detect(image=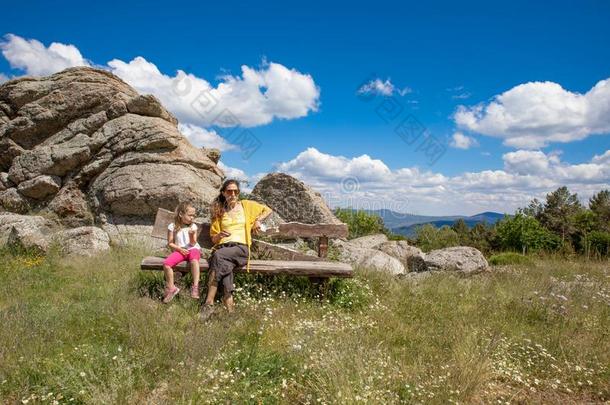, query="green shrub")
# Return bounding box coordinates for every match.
[334,208,385,239]
[415,224,460,252]
[488,252,533,266]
